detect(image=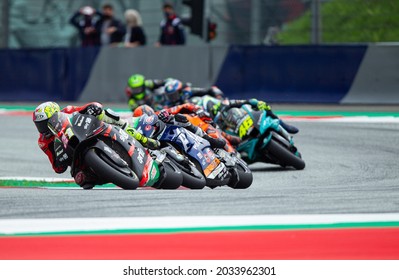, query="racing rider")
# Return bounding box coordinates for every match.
[32,101,160,185]
[125,74,172,111]
[217,98,299,134]
[163,79,224,106]
[133,105,226,149]
[155,102,242,147]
